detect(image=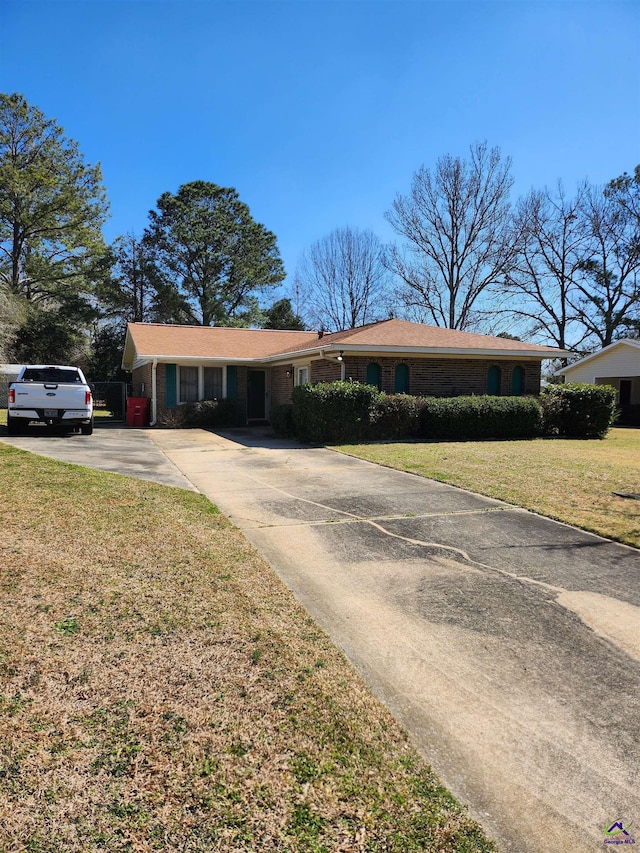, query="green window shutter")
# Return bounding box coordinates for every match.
[165,364,177,408]
[227,365,237,399]
[487,365,501,396]
[512,366,525,395]
[366,363,382,390]
[394,364,409,394]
